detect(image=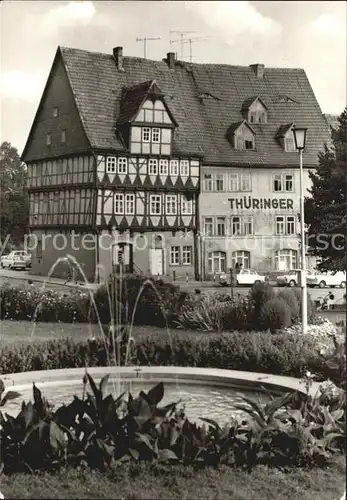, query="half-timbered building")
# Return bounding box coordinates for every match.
[22,46,330,281]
